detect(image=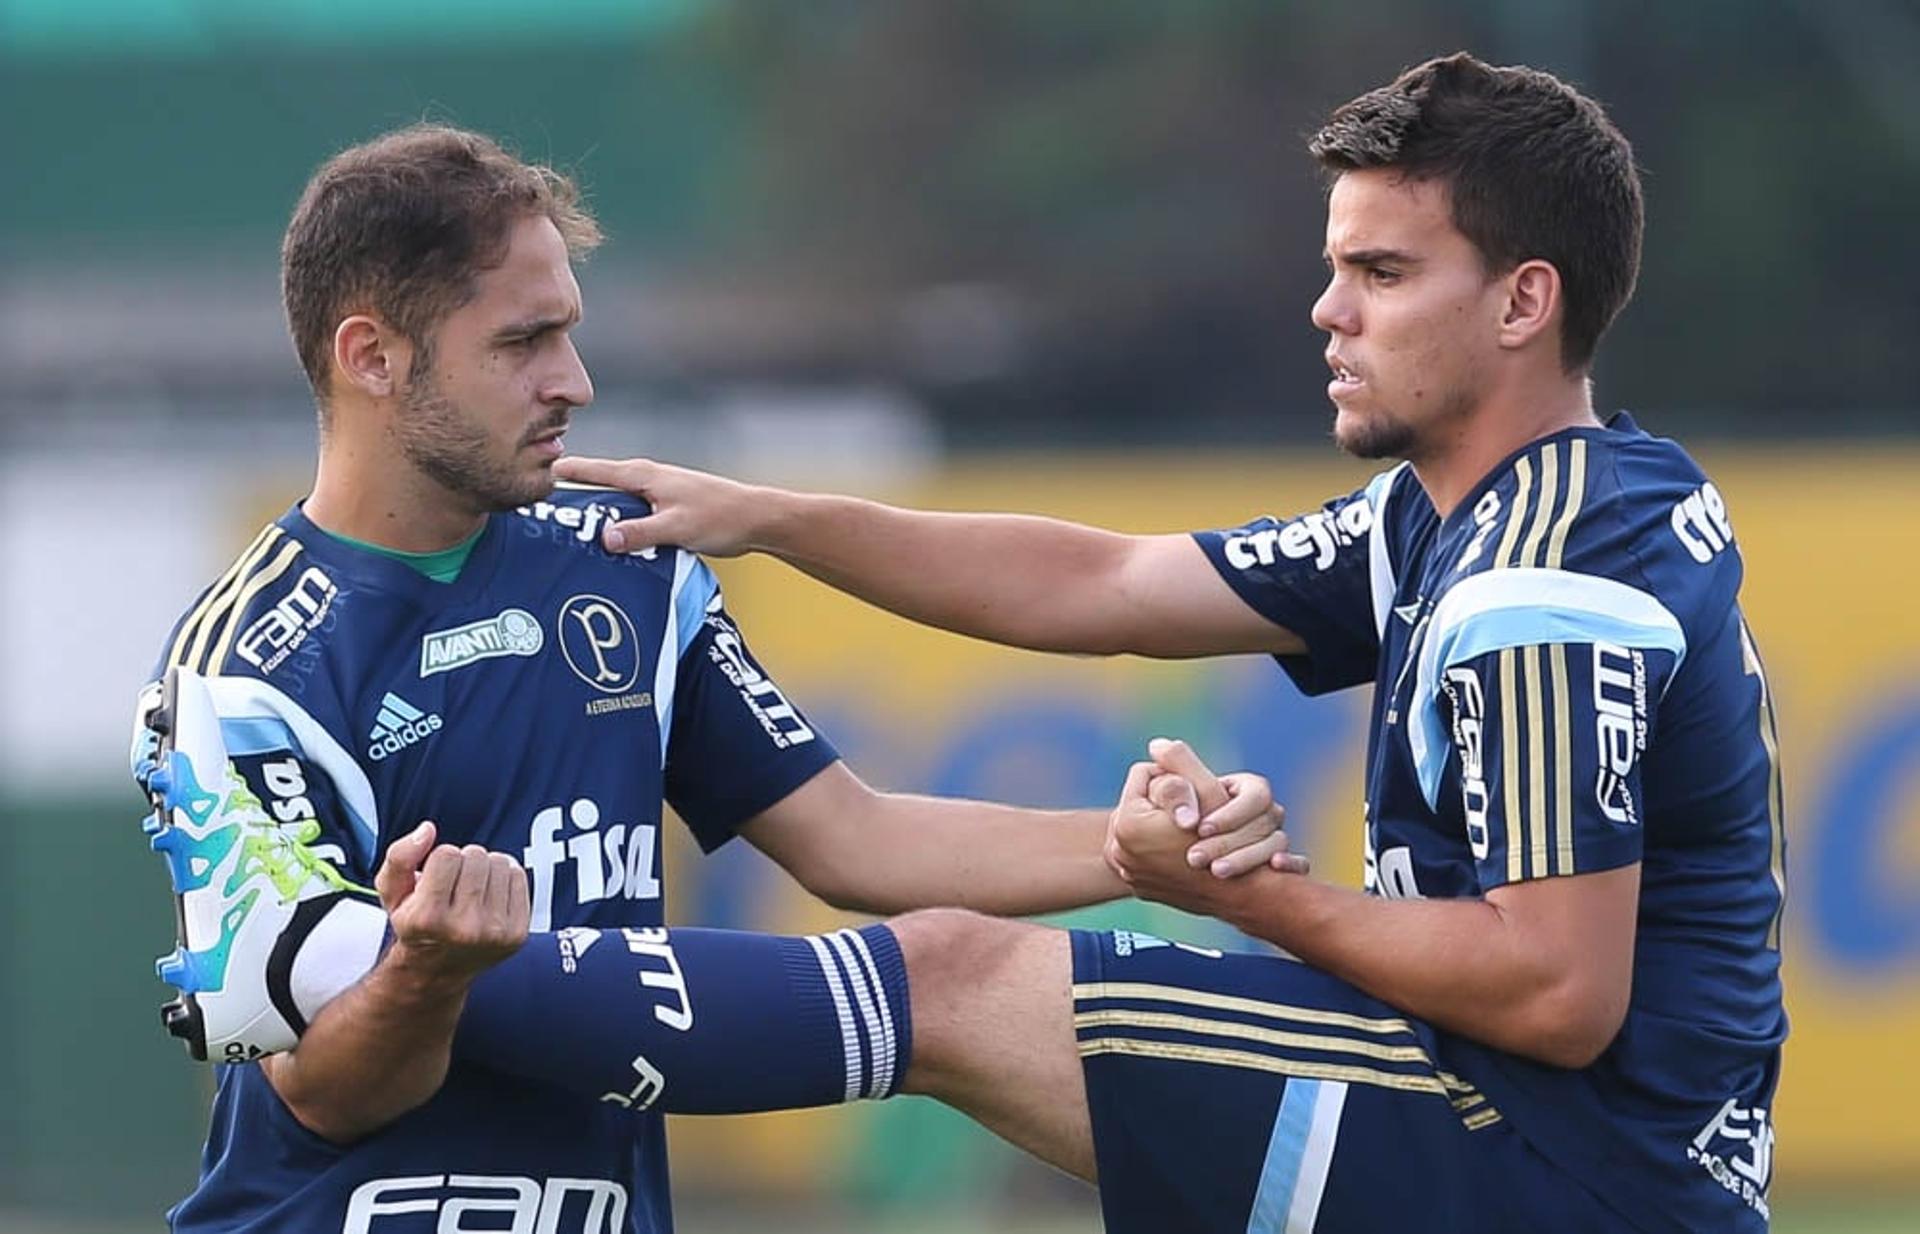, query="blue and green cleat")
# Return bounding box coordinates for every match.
[139,665,385,1062]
